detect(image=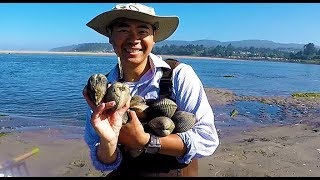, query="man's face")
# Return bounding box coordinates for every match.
[109,19,155,65]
